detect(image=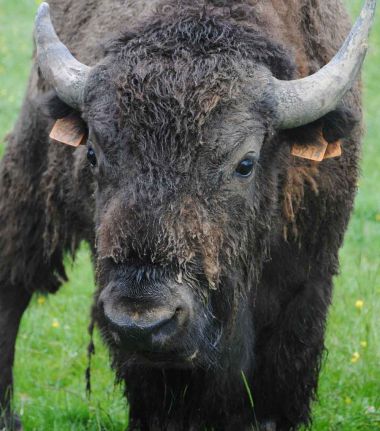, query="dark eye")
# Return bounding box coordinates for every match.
[87,147,97,167]
[235,156,255,177]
